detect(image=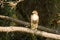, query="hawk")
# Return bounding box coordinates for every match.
[31,10,39,30]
